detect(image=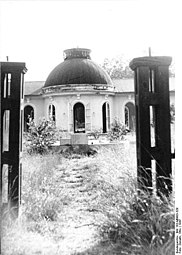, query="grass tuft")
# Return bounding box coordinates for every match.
[89,145,175,255]
[1,143,175,255]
